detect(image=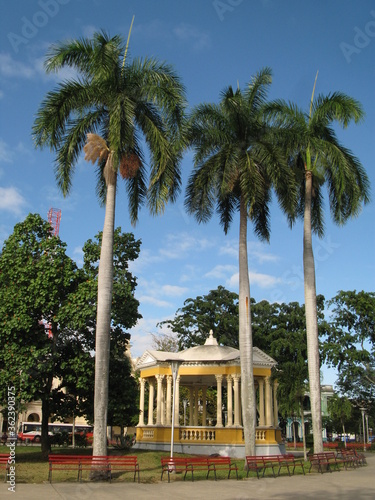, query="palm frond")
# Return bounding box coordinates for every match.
[244,67,273,112]
[311,92,365,129]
